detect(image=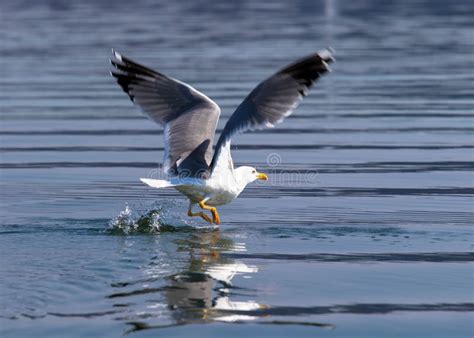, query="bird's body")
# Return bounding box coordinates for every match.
[175,177,239,207]
[144,175,240,207]
[111,48,334,224]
